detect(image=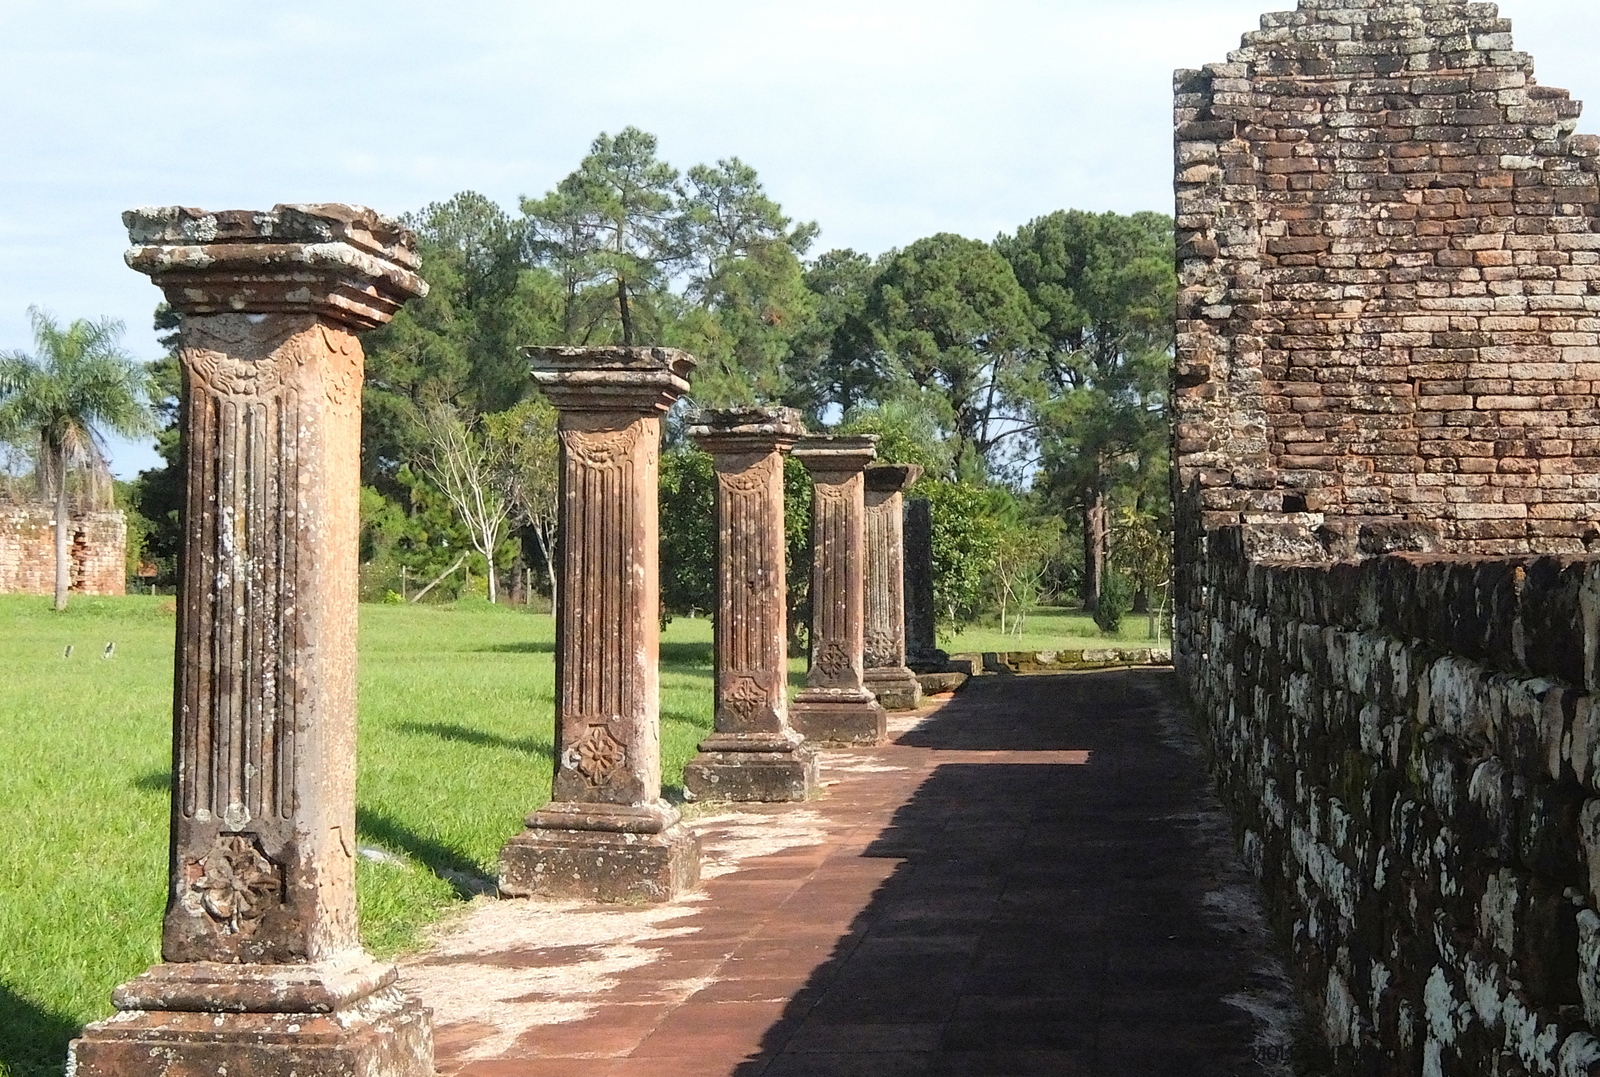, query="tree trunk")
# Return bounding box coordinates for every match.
[1081,493,1106,613]
[617,277,634,346]
[486,560,498,604]
[53,457,70,611]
